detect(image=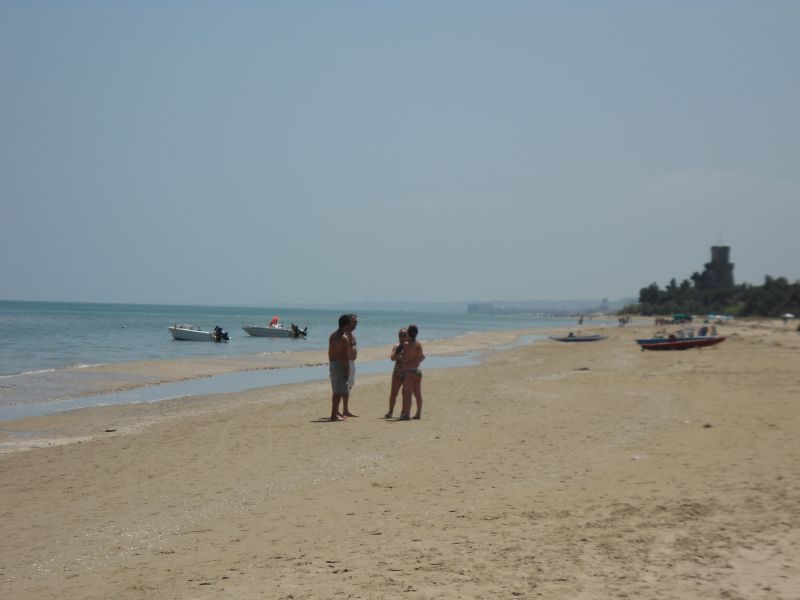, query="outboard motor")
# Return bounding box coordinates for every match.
[289,324,308,338]
[212,326,230,342]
